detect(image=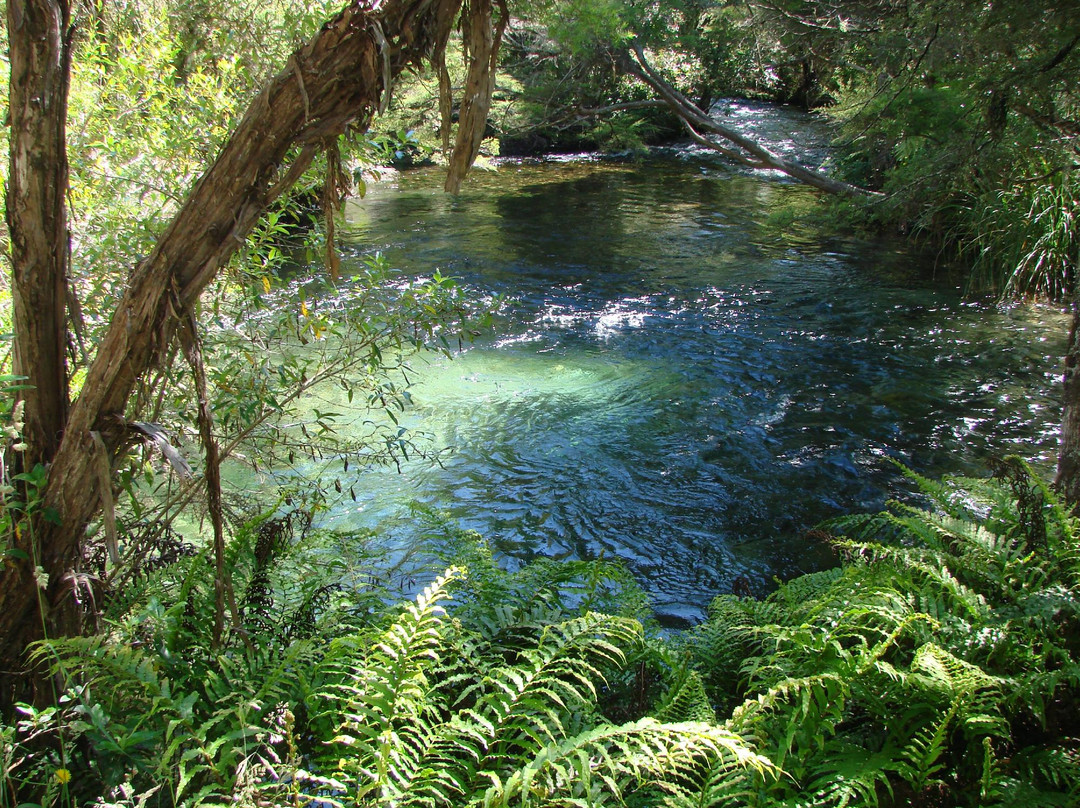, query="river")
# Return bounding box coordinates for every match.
[264,118,1068,623]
